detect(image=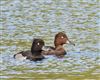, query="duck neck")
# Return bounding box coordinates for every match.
[54,39,64,48]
